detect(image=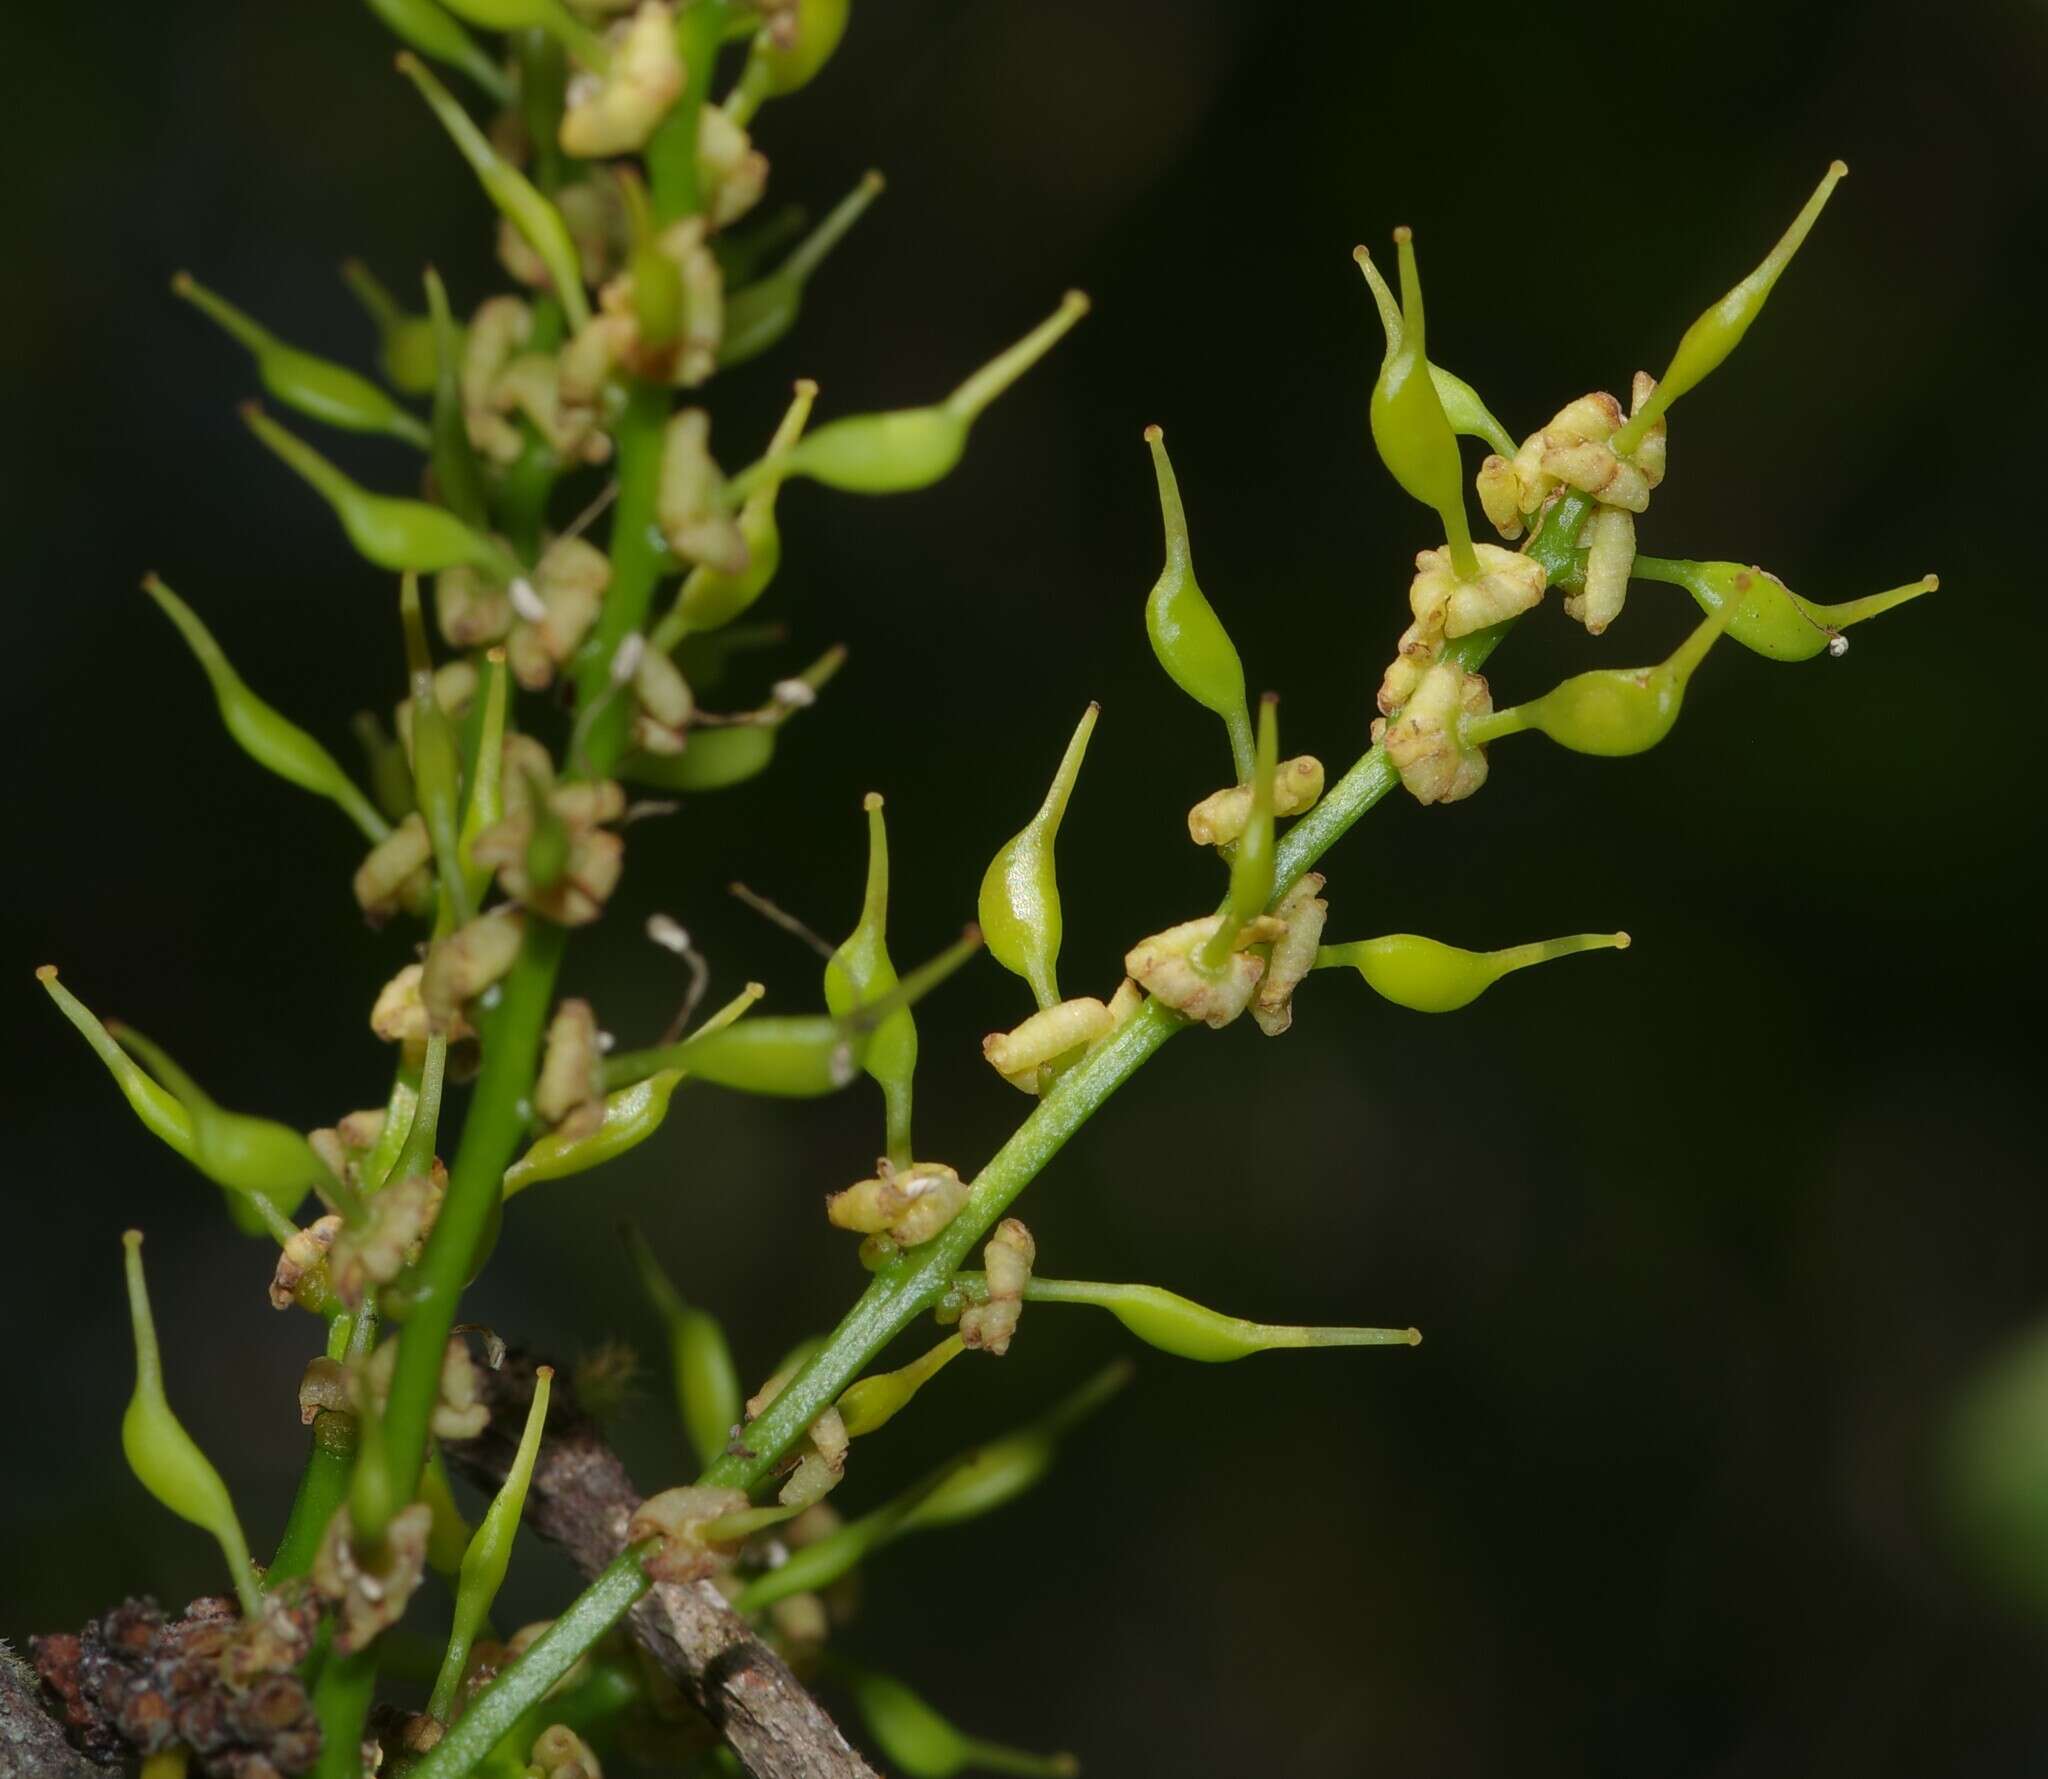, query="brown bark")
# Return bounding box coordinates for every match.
[0,1644,105,1779]
[443,1354,877,1779]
